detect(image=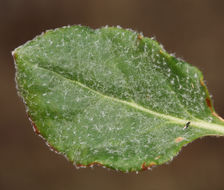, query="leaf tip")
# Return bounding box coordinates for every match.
[12,50,18,60]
